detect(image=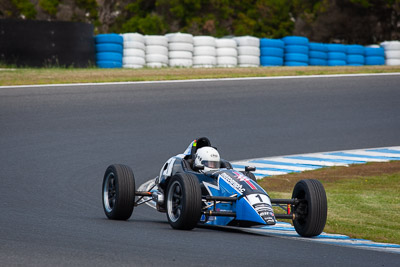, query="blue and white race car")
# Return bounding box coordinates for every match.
[102,137,327,237]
